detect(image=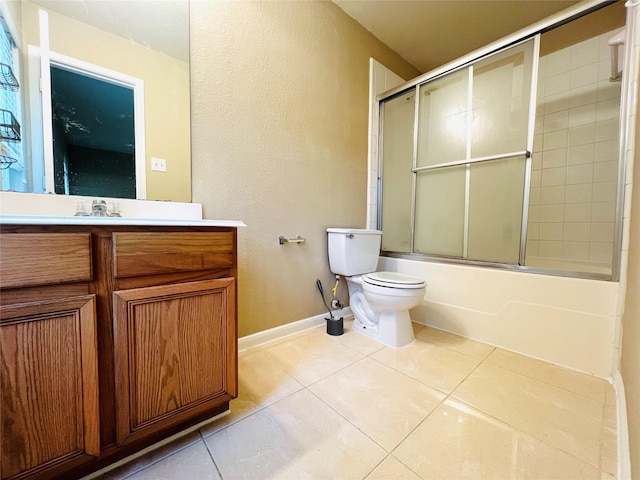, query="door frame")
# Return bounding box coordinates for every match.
[42,53,146,199]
